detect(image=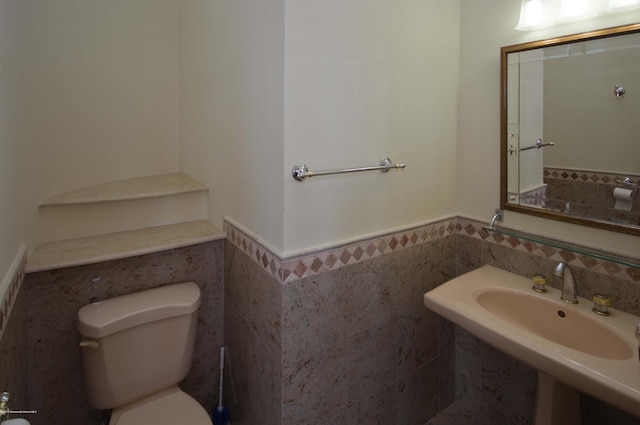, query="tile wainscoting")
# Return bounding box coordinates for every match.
[0,246,26,341]
[23,241,224,425]
[0,246,28,414]
[224,216,640,425]
[543,168,640,225]
[544,168,640,188]
[225,217,640,288]
[0,217,637,425]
